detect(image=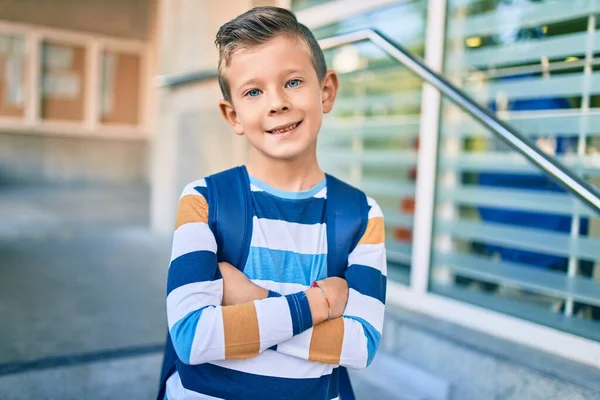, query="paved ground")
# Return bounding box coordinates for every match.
[0,184,398,400]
